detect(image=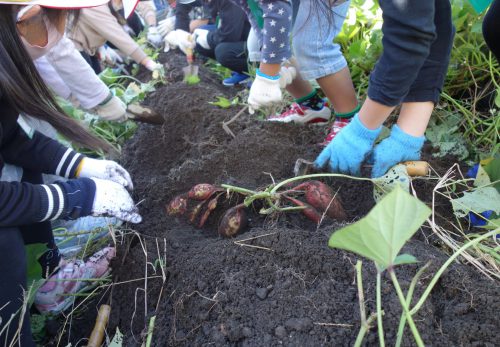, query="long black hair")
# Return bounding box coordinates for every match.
[295,0,340,37]
[0,6,112,152]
